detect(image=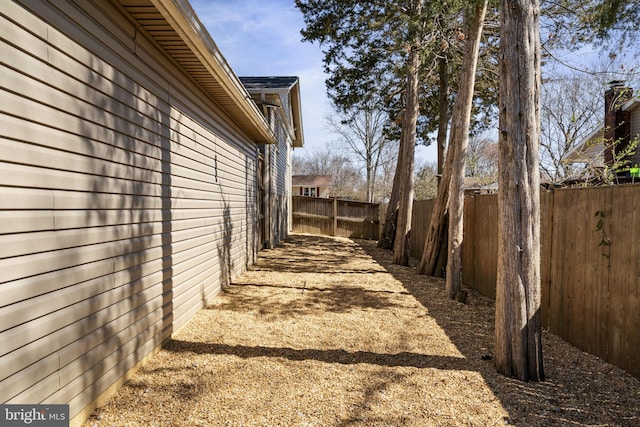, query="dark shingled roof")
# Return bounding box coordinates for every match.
[292,175,333,187]
[239,76,299,90]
